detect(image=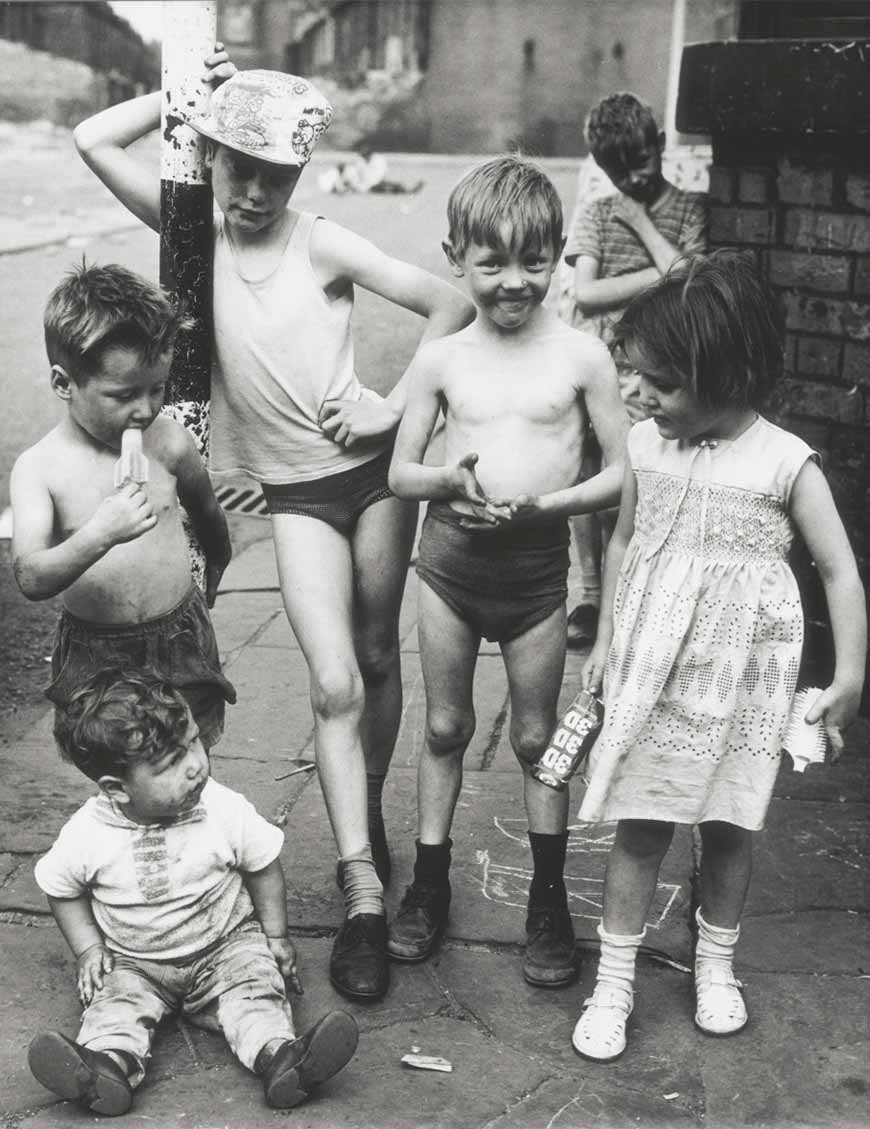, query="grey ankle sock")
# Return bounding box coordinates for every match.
[341,845,384,916]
